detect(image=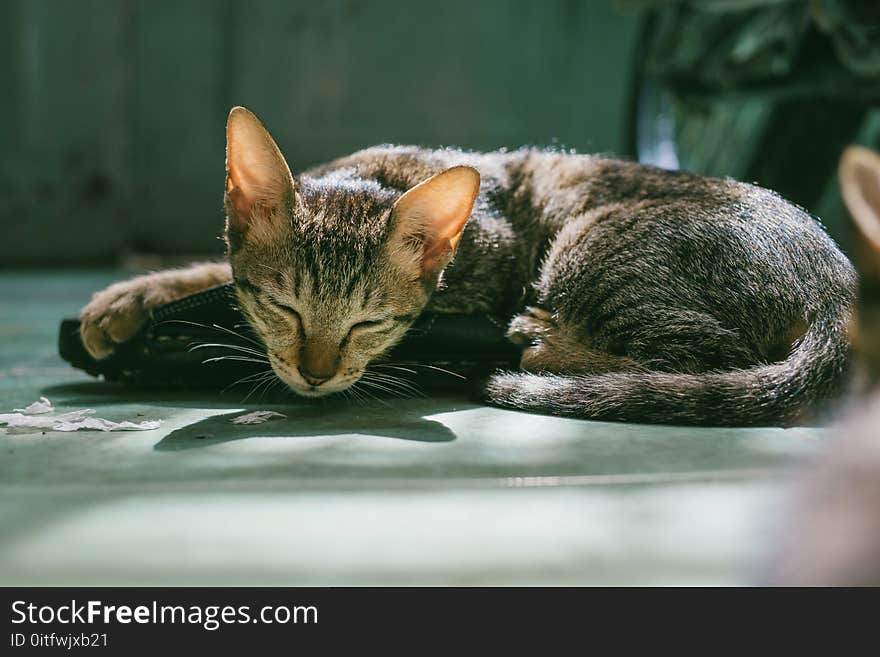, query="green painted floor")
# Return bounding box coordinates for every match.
[0,271,822,585]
